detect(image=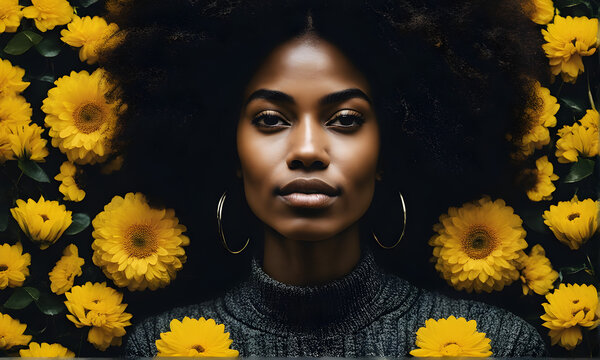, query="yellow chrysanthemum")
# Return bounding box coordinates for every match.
[22,0,73,32]
[65,282,132,351]
[156,317,239,357]
[0,123,12,163]
[19,342,75,357]
[0,0,23,33]
[0,58,29,96]
[55,161,85,202]
[429,196,528,293]
[542,15,598,83]
[541,283,600,350]
[518,244,558,295]
[49,244,84,295]
[60,15,119,65]
[0,95,32,125]
[0,312,32,350]
[91,192,190,291]
[409,315,492,357]
[42,68,122,165]
[6,122,49,162]
[542,195,599,250]
[522,0,555,25]
[518,155,559,202]
[10,195,72,250]
[555,109,599,163]
[0,242,30,289]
